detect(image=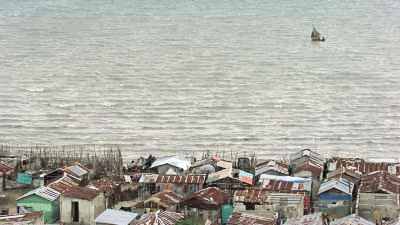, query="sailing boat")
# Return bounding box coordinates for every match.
[311,26,325,42]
